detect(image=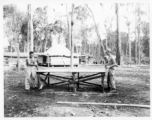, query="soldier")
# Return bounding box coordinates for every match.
[25,51,43,90]
[105,49,118,92]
